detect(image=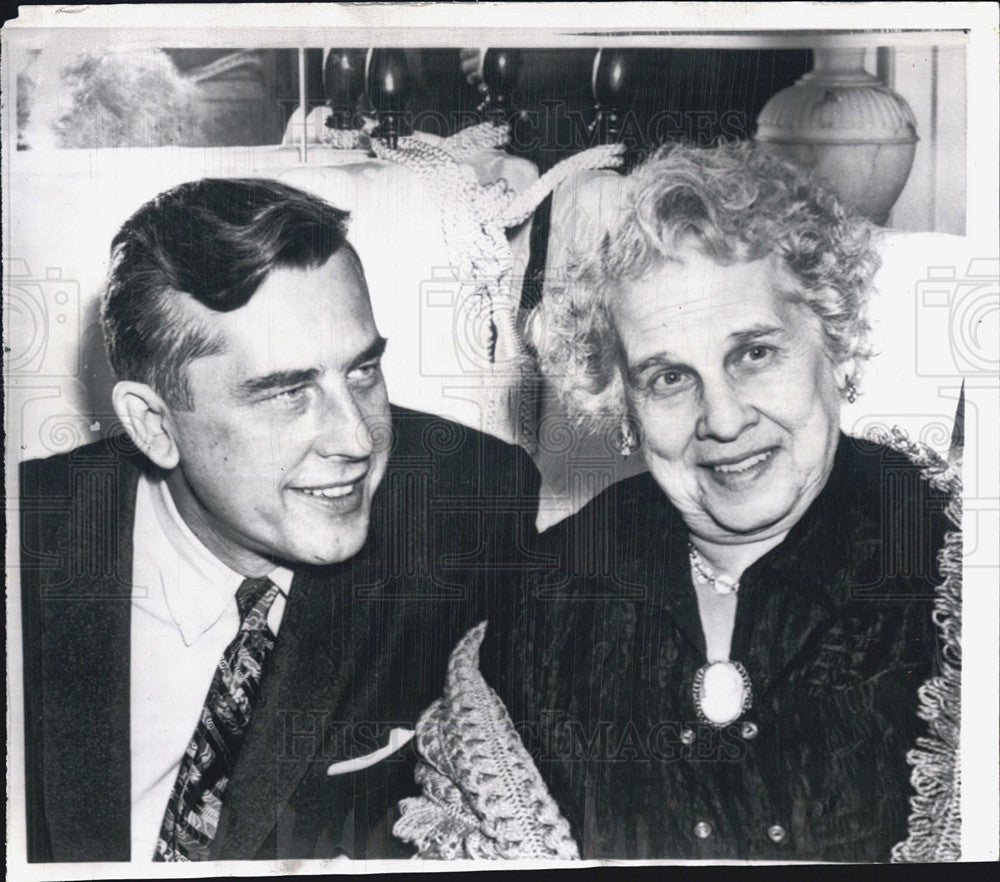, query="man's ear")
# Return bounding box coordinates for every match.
[111,381,180,470]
